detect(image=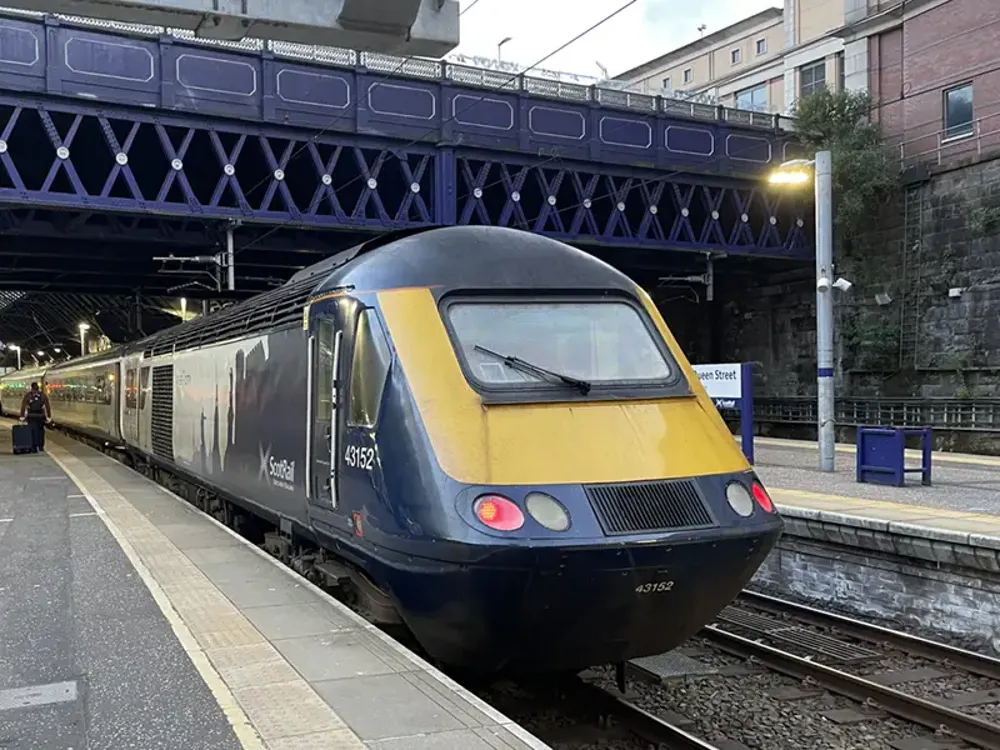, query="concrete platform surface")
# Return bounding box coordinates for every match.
[0,423,546,750]
[750,436,1000,516]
